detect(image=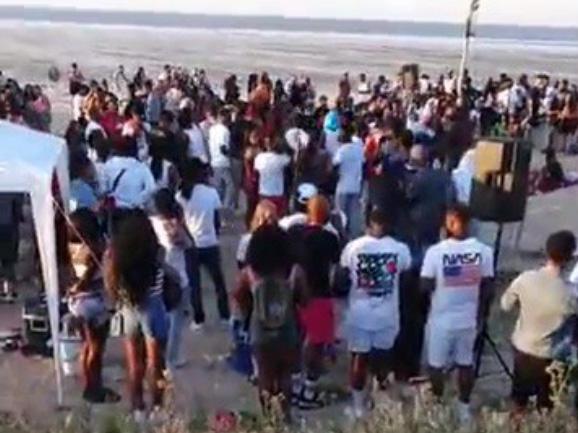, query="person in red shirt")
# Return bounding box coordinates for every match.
[363,124,385,178]
[243,128,264,227]
[290,196,340,410]
[100,99,124,146]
